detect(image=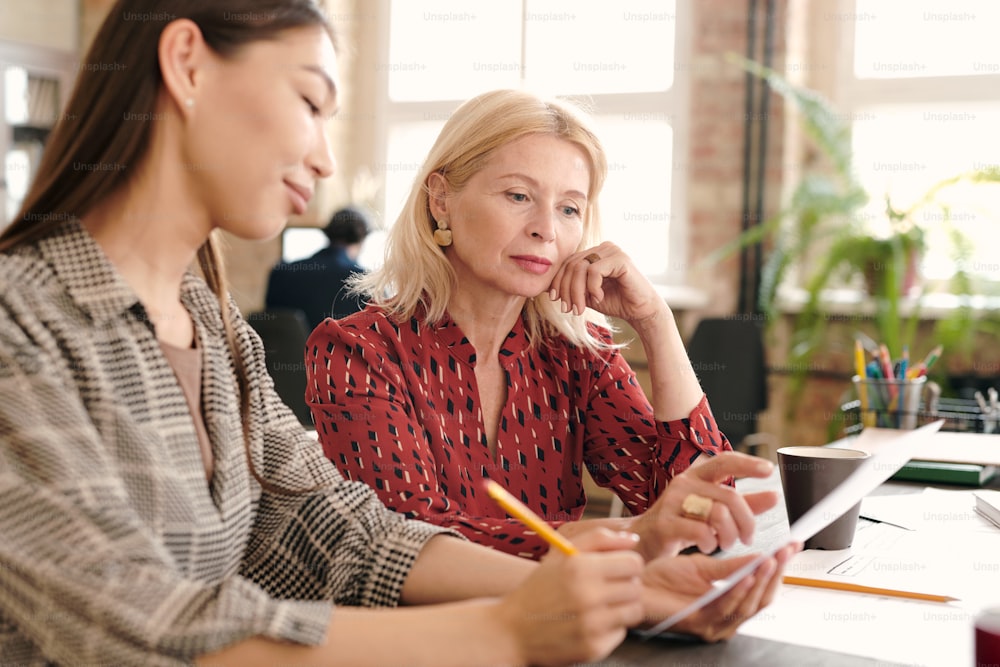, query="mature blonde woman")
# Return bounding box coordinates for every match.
[306,89,780,568]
